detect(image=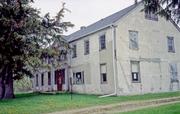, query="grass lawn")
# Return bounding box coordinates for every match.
[0,91,179,114]
[118,102,180,114]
